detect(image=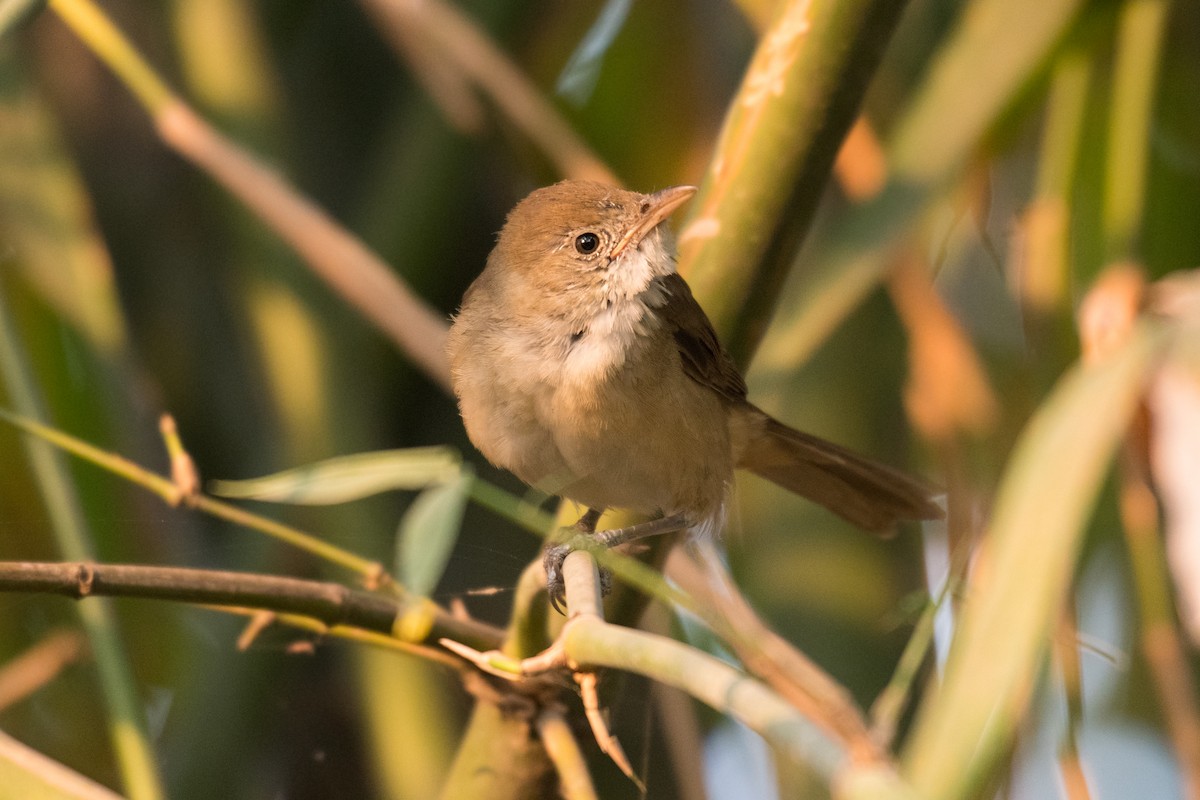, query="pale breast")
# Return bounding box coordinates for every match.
[448,307,575,493]
[548,324,734,520]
